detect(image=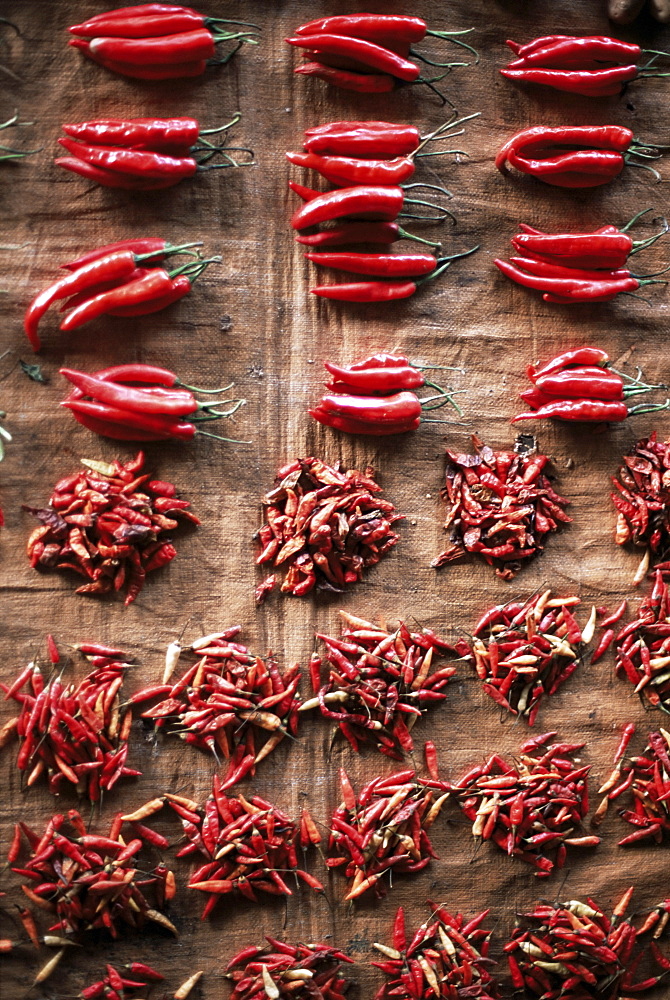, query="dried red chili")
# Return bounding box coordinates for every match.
[0,636,137,799]
[595,724,670,841]
[613,571,670,711]
[79,963,164,1000]
[610,433,670,582]
[254,457,403,599]
[23,451,198,604]
[456,590,593,724]
[131,627,301,783]
[226,938,352,1000]
[300,610,456,758]
[455,731,599,877]
[373,903,501,1000]
[432,434,571,580]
